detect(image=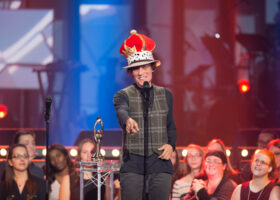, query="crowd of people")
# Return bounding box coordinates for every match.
[0,130,109,200]
[170,131,280,200]
[0,129,279,200]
